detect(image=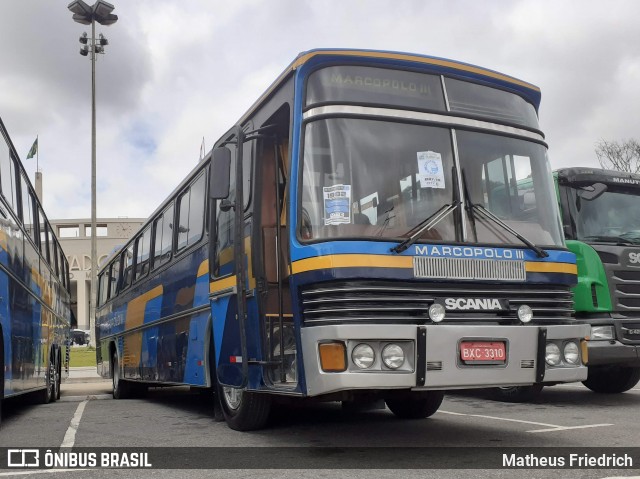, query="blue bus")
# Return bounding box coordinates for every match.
[0,116,71,424]
[96,49,589,430]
